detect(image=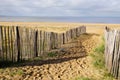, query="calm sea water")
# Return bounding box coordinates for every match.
[0,16,120,24]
